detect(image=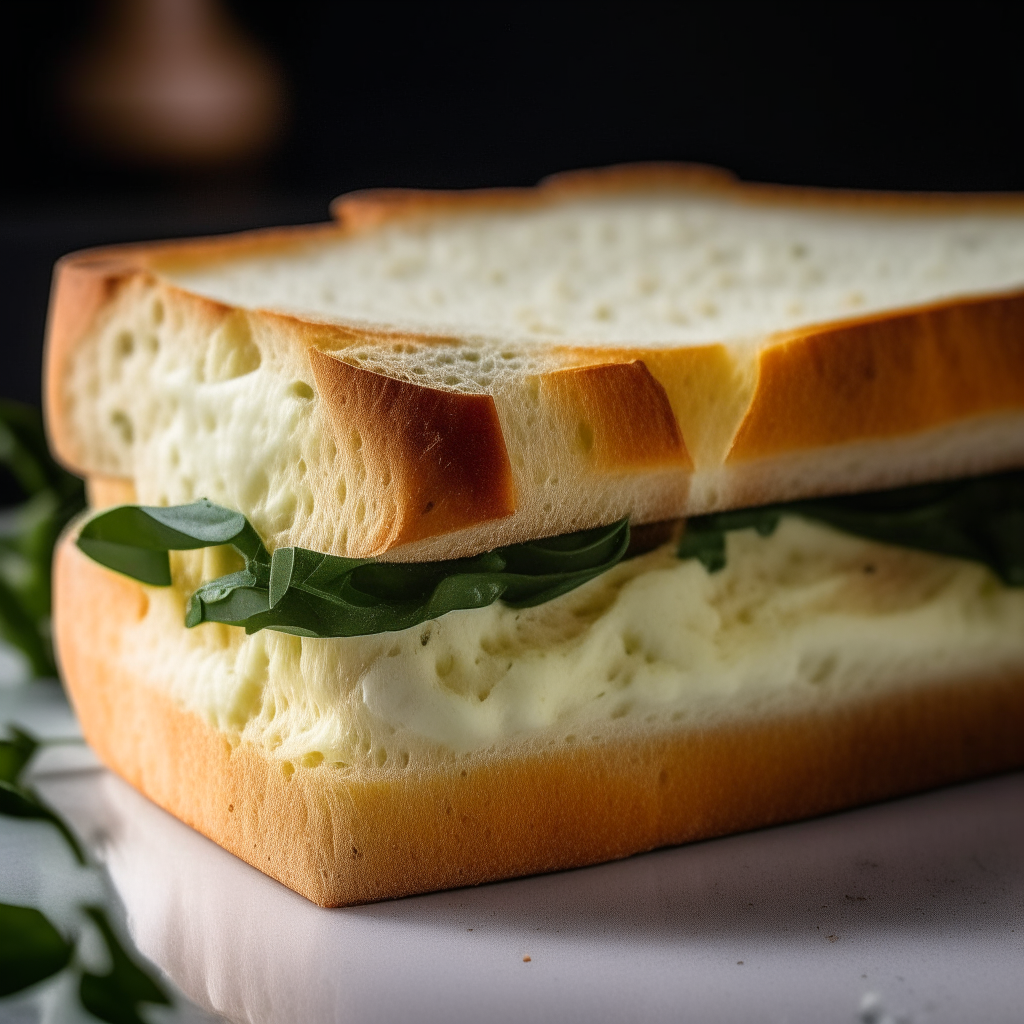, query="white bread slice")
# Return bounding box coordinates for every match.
[54,507,1024,906]
[44,165,1024,561]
